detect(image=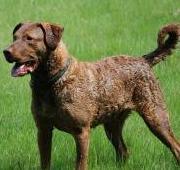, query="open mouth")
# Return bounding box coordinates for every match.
[11,60,37,77]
